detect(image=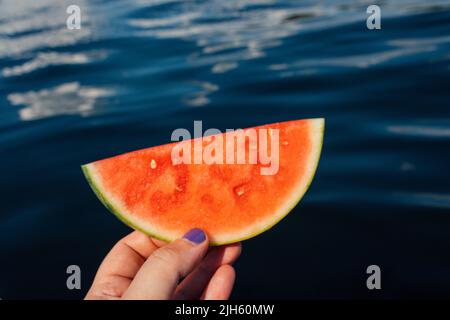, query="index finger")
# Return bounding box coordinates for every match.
[95,230,162,280]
